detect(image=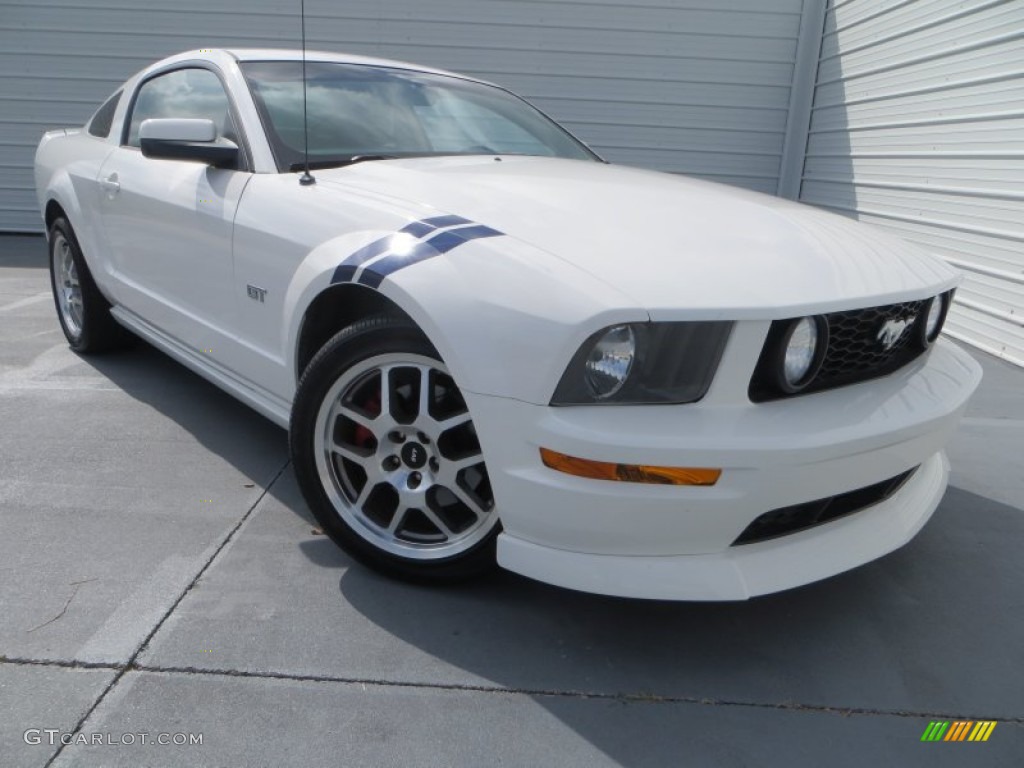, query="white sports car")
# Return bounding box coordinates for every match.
[35,48,981,600]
